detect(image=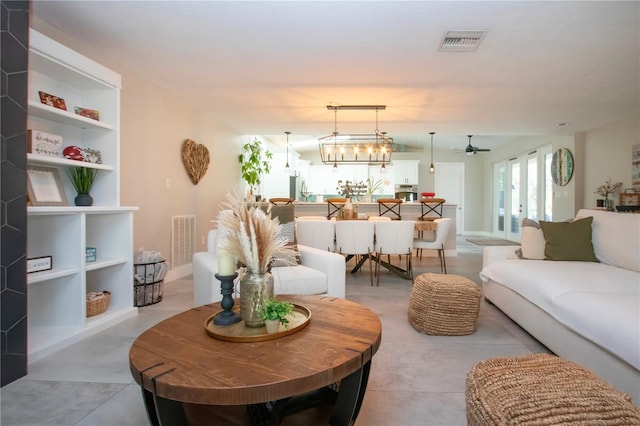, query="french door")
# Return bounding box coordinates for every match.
[494,146,552,241]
